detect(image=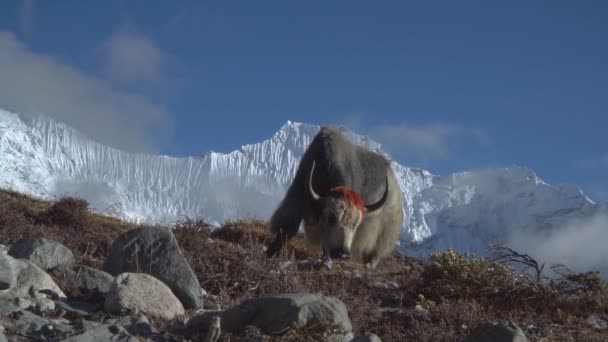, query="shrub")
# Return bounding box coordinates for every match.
[421,248,514,302]
[40,195,91,227]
